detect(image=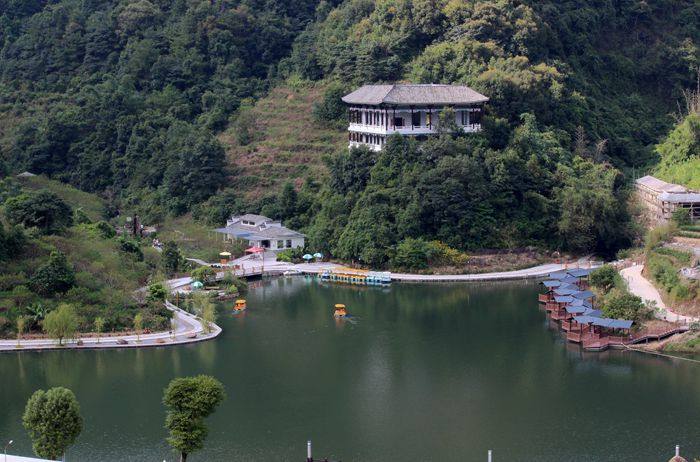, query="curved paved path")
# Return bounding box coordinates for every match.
[621,264,699,323]
[0,300,221,352]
